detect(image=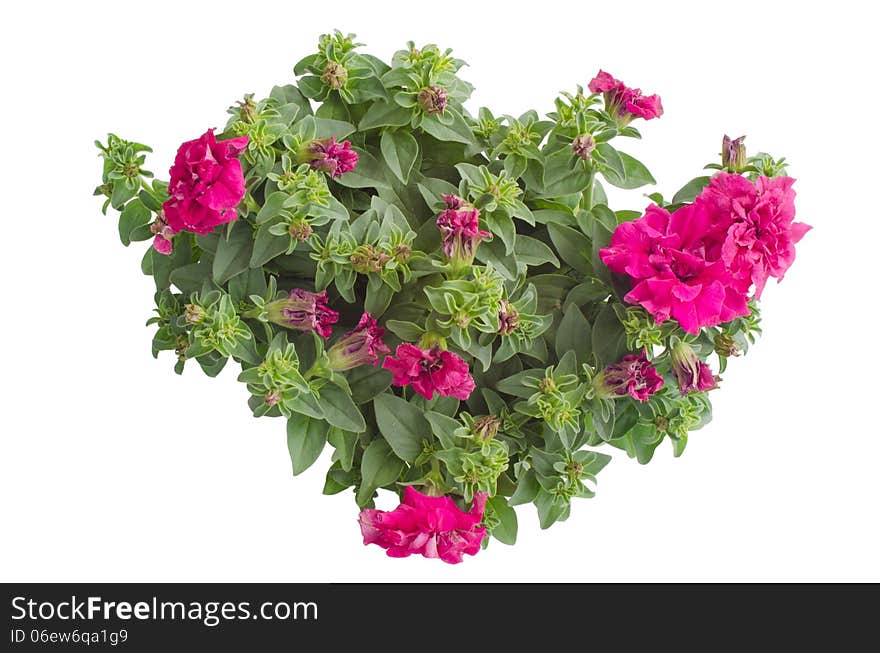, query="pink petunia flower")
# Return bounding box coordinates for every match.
[594,351,664,402]
[600,203,750,334]
[588,70,663,125]
[162,129,249,236]
[358,487,487,564]
[694,173,811,299]
[382,343,475,400]
[327,312,390,371]
[304,137,358,178]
